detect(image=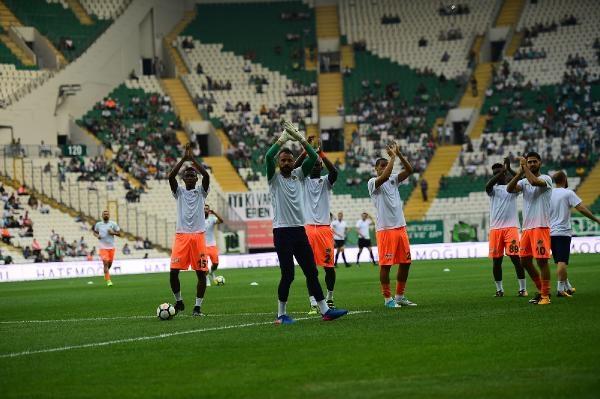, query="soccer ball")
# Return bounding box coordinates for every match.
[214,275,226,286]
[156,303,176,320]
